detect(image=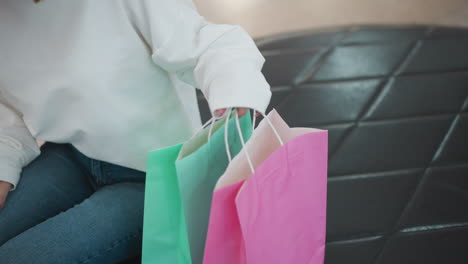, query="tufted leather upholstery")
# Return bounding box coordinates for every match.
[197,25,468,264]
